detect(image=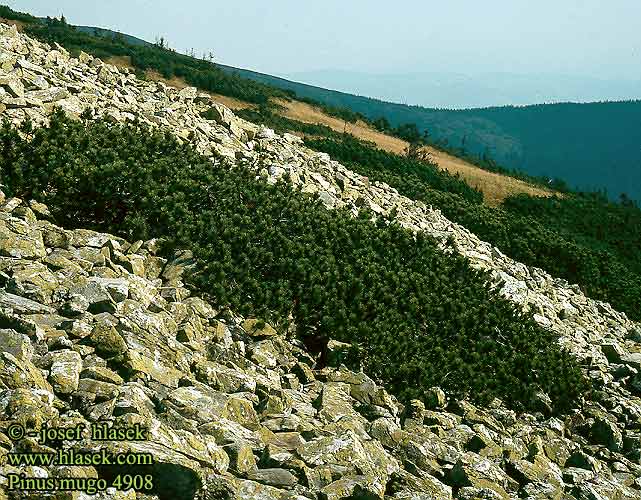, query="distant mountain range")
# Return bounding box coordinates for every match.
[281,69,641,110]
